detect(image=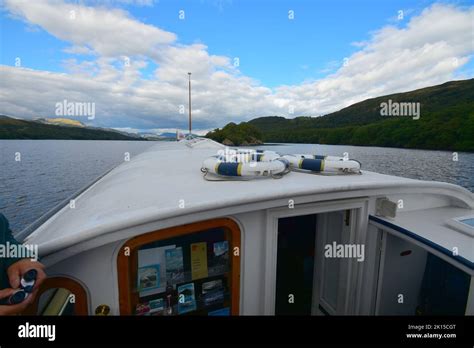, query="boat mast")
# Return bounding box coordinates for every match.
[188,72,192,136]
